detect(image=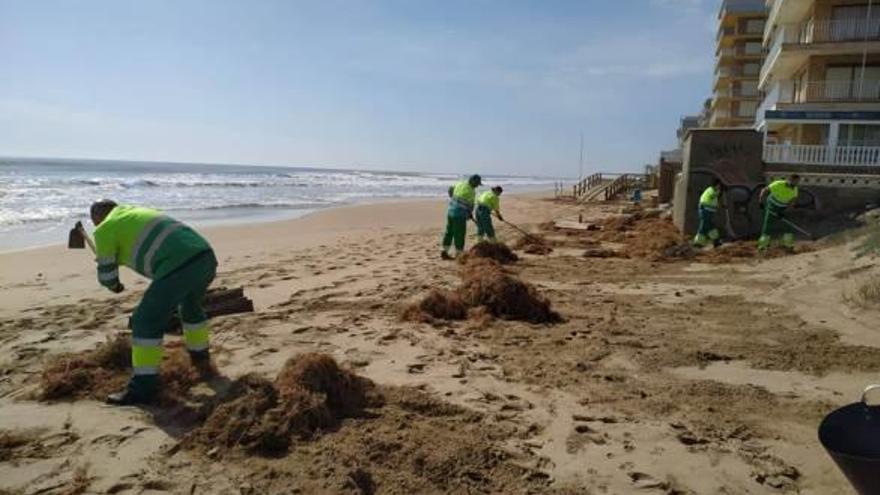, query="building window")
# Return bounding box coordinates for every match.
[840,124,880,147]
[825,65,880,100]
[743,63,760,76]
[744,41,762,55]
[740,80,758,97]
[745,19,765,34]
[738,101,758,117]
